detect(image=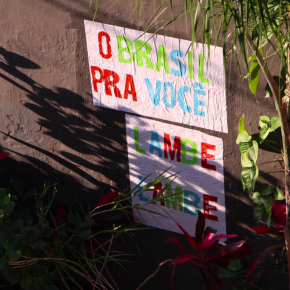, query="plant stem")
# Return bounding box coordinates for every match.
[247,34,290,285]
[136,259,173,290]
